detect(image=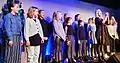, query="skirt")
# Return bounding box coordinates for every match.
[4,34,21,63]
